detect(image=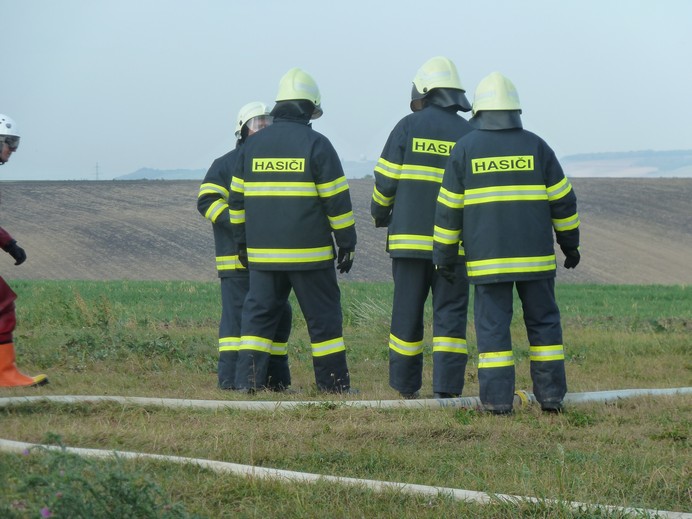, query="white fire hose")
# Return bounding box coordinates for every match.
[1,387,690,518]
